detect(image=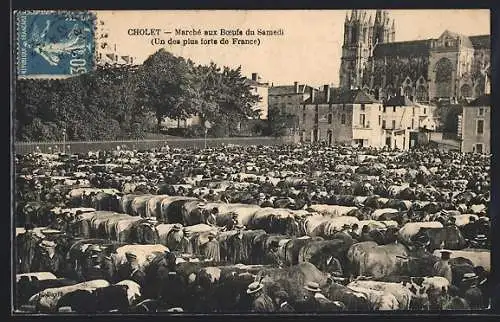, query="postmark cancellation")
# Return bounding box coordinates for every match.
[15,10,96,79]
